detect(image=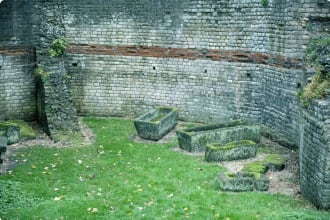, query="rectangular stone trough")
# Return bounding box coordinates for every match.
[134,107,178,141]
[205,140,257,162]
[176,120,260,152]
